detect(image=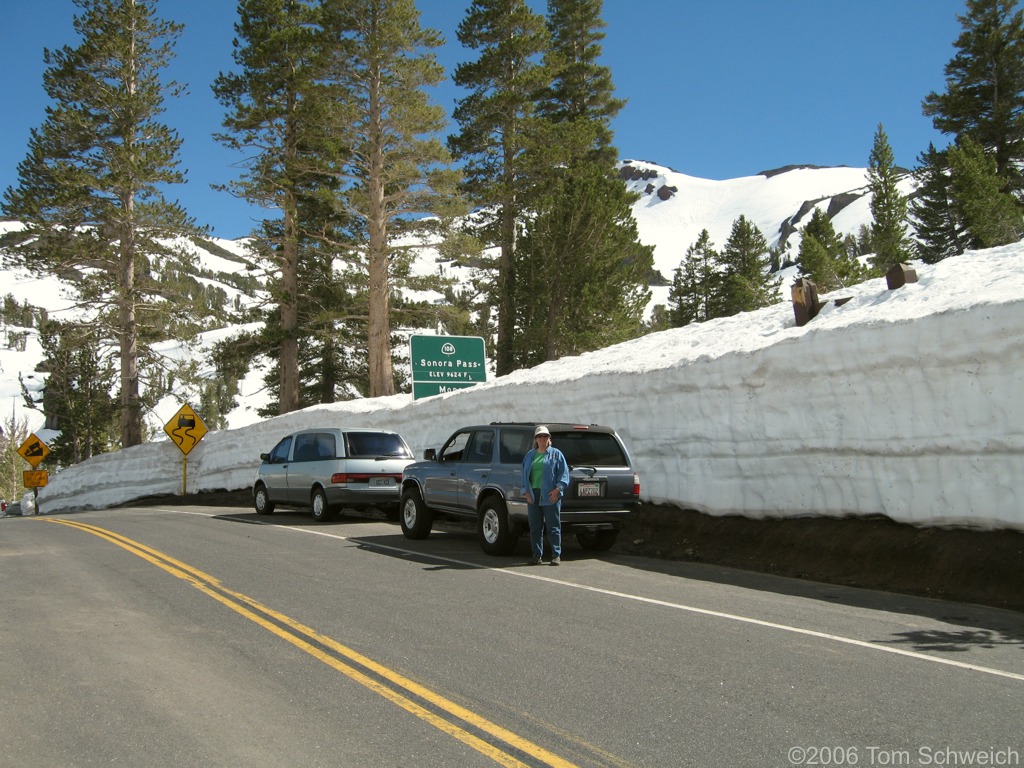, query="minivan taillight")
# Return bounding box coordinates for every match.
[633,472,640,497]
